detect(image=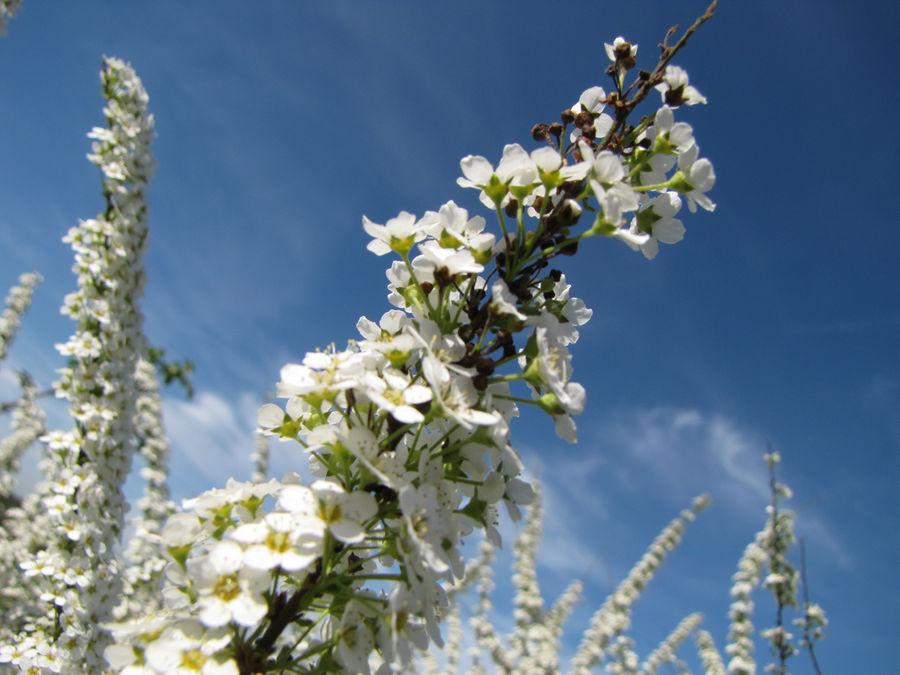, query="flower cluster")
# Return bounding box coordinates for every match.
[399,460,819,674]
[0,371,45,504]
[641,612,704,675]
[570,495,711,674]
[464,482,583,674]
[0,56,155,672]
[0,270,41,362]
[96,28,721,674]
[115,357,178,621]
[726,451,822,675]
[0,6,831,674]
